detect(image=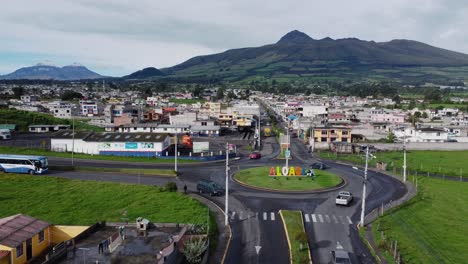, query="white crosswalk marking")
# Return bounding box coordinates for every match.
[346,216,353,224]
[231,211,236,220]
[312,214,317,223]
[318,214,324,223]
[325,215,331,223]
[239,211,243,220]
[304,214,310,222]
[271,212,275,221]
[332,215,339,224]
[263,212,267,221]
